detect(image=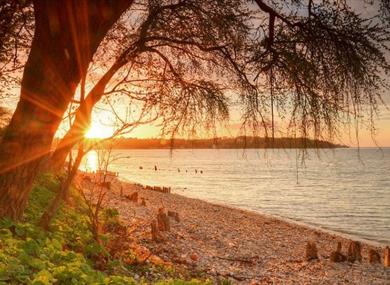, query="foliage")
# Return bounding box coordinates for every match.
[0,175,209,284]
[0,0,33,99]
